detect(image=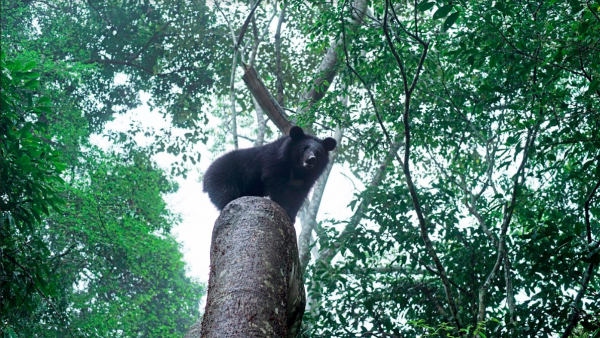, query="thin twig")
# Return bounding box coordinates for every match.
[341,0,394,150]
[585,178,600,244]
